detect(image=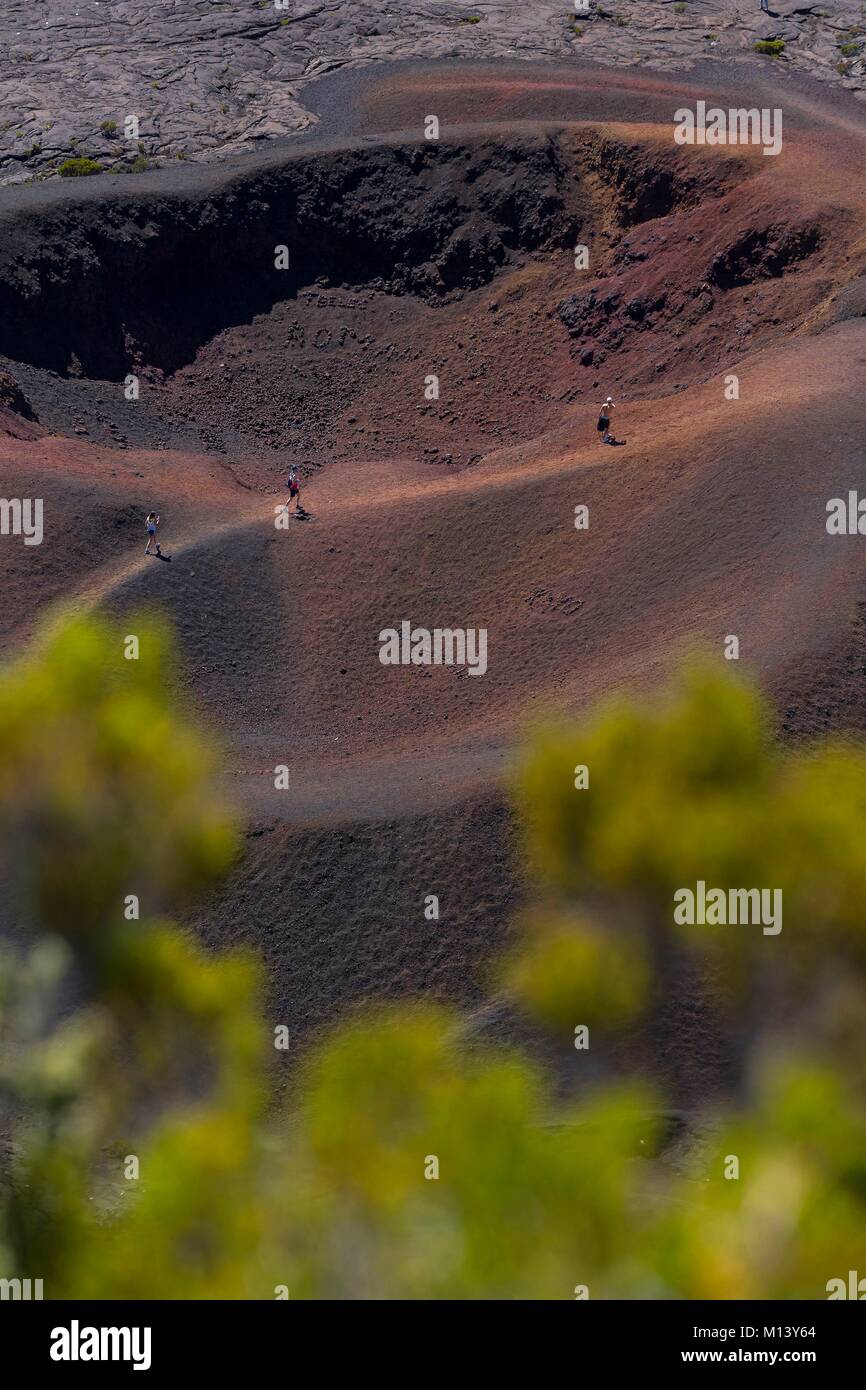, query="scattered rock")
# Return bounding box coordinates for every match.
[0,369,37,421]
